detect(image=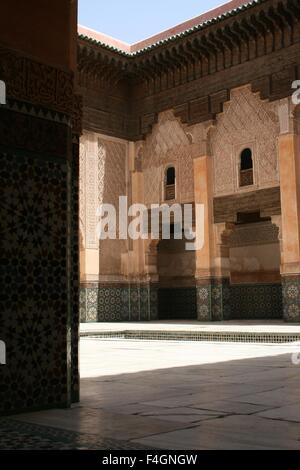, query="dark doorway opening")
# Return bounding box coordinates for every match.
[157,231,197,320]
